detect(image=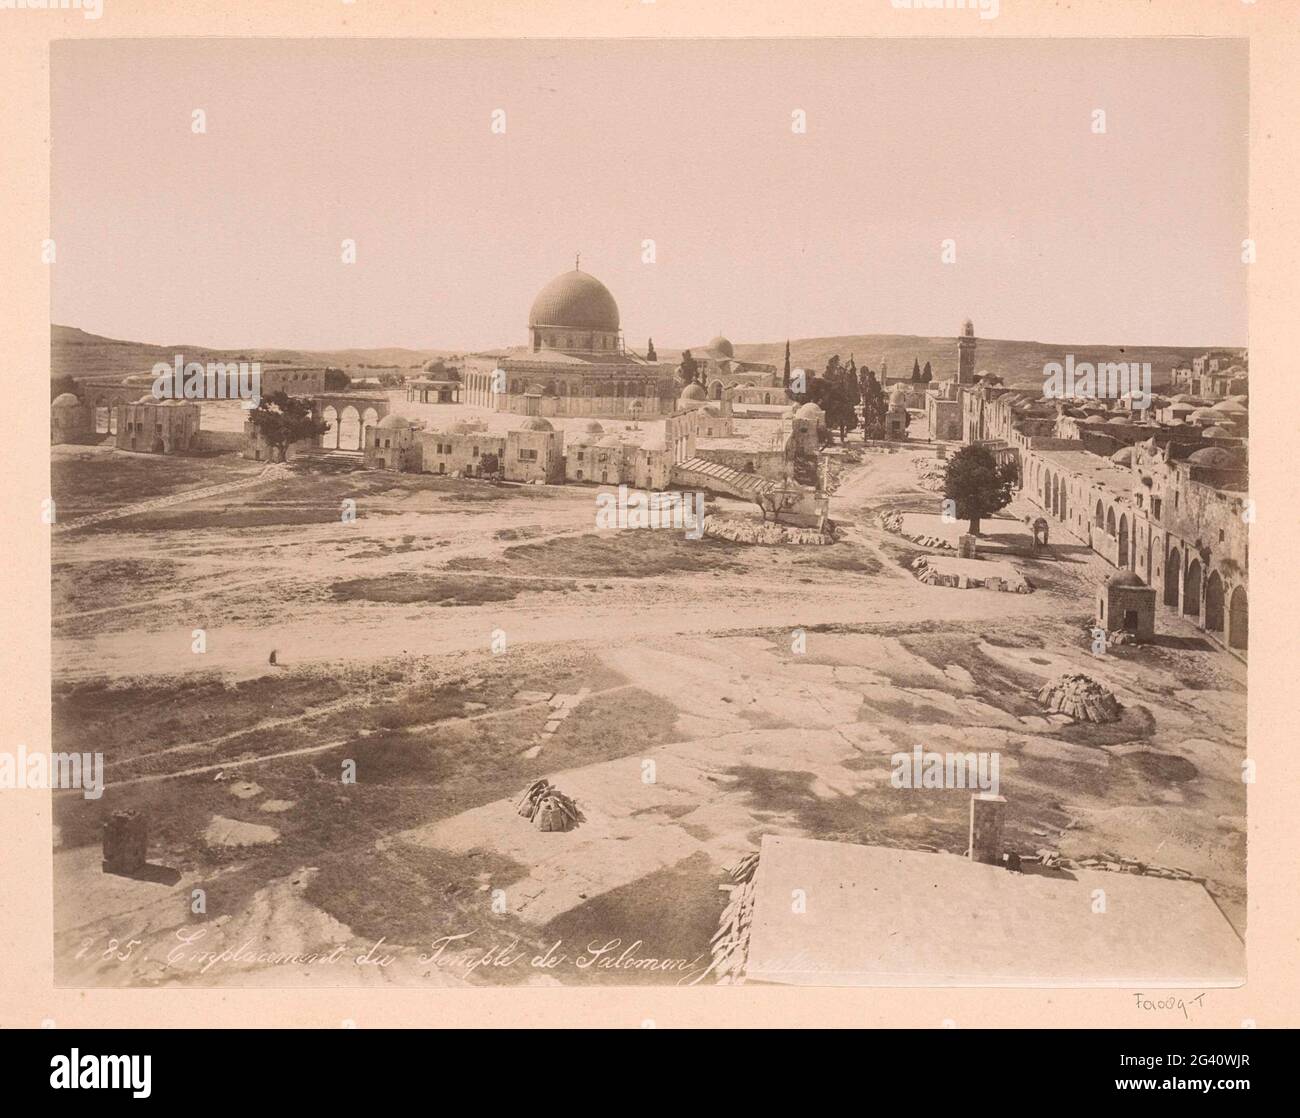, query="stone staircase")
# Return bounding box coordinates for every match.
[672,457,777,500]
